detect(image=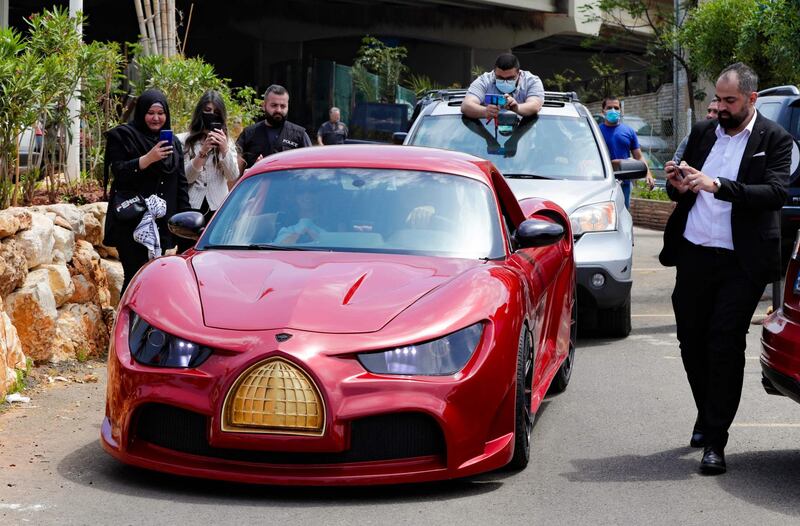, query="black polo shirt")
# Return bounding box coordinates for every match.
[317,121,348,145]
